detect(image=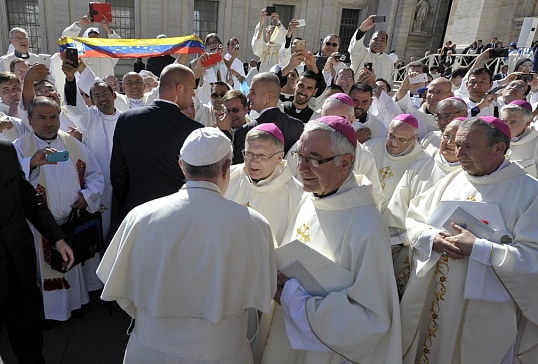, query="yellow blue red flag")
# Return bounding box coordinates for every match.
[58,35,204,58]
